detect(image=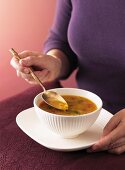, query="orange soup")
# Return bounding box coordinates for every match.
[39,95,97,116]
